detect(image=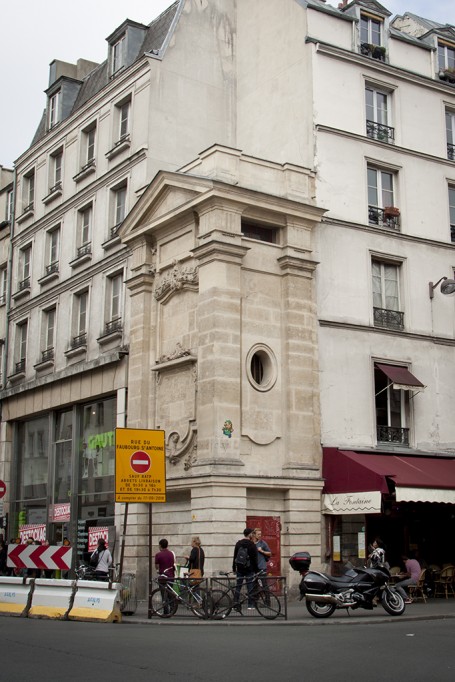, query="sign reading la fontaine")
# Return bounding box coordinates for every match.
[115,428,166,503]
